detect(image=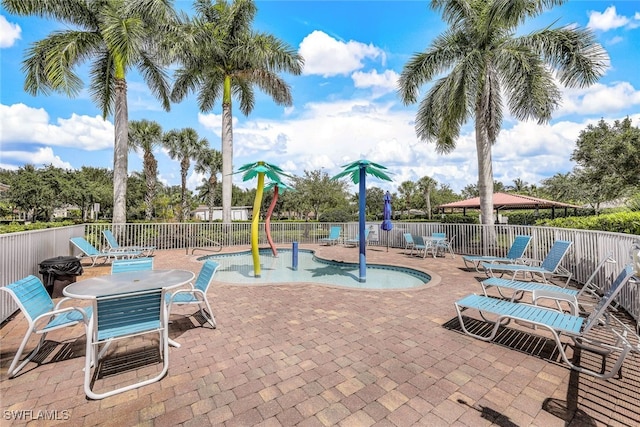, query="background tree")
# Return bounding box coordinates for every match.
[170,0,304,223]
[291,170,350,220]
[163,128,208,221]
[129,119,163,220]
[397,181,417,219]
[571,117,640,212]
[2,0,178,224]
[398,0,608,238]
[195,148,223,222]
[417,176,437,219]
